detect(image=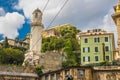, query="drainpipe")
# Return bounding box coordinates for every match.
[102,43,105,61]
